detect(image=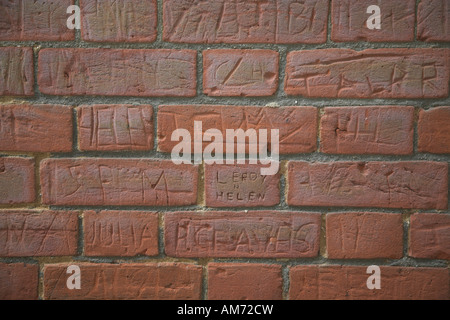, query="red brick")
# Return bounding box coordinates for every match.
[287,161,448,210]
[38,49,197,97]
[409,213,450,260]
[0,157,35,204]
[0,263,38,300]
[418,107,450,154]
[165,211,320,258]
[81,0,157,42]
[84,211,158,257]
[40,159,198,206]
[289,266,449,300]
[158,105,317,154]
[77,105,154,151]
[320,106,414,155]
[0,47,34,96]
[0,210,78,257]
[285,49,449,99]
[326,212,403,259]
[163,0,328,44]
[208,263,282,300]
[203,50,279,97]
[0,104,73,152]
[418,0,450,42]
[204,163,280,207]
[331,0,415,42]
[44,263,202,300]
[0,0,75,41]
